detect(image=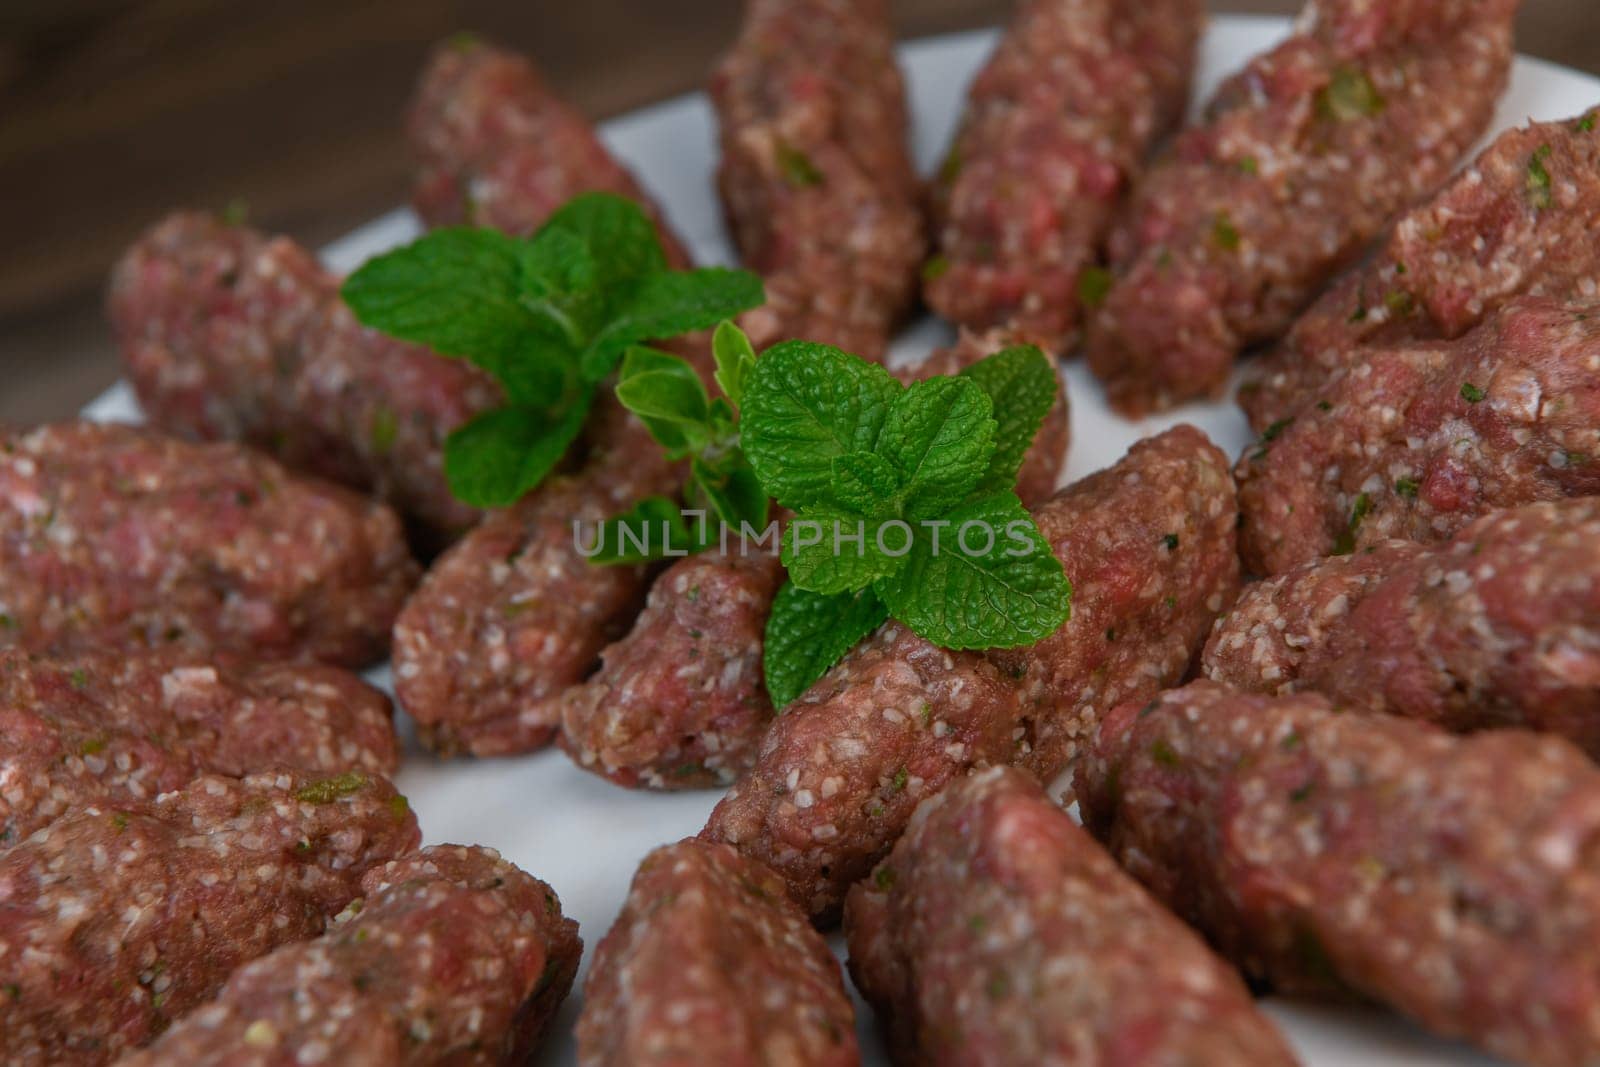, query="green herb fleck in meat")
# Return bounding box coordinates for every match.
[1460,382,1486,403]
[1150,738,1180,767]
[69,668,89,690]
[889,766,909,793]
[1331,492,1373,555]
[1384,289,1414,316]
[370,408,399,455]
[1077,266,1114,308]
[388,794,411,821]
[1317,67,1385,122]
[776,141,823,188]
[77,736,106,756]
[1212,212,1241,251]
[1162,533,1179,551]
[921,255,950,282]
[295,771,368,804]
[873,866,896,891]
[1394,476,1419,499]
[1527,144,1554,210]
[1577,112,1597,134]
